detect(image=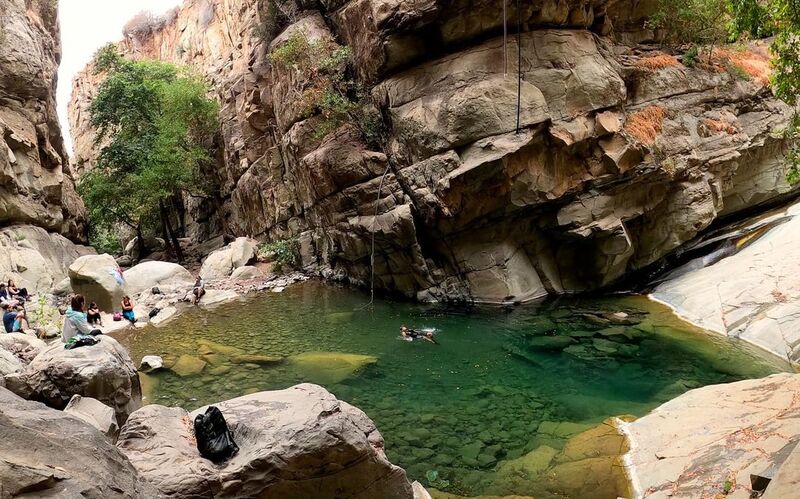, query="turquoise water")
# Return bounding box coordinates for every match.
[118,281,788,497]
